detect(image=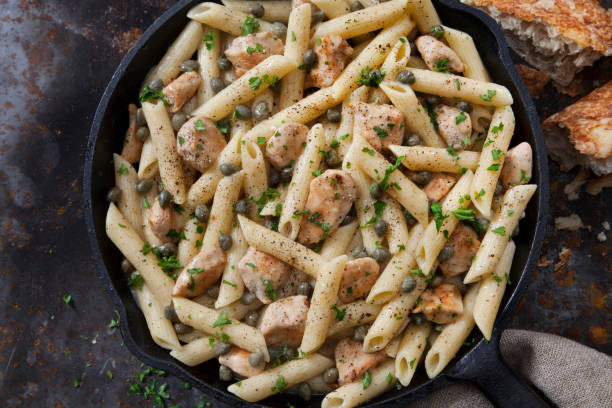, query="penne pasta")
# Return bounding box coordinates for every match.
[215,225,248,308]
[202,171,243,249]
[389,145,480,173]
[113,154,142,235]
[170,336,217,366]
[221,0,291,23]
[396,322,431,386]
[279,4,311,109]
[187,3,276,36]
[132,283,180,350]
